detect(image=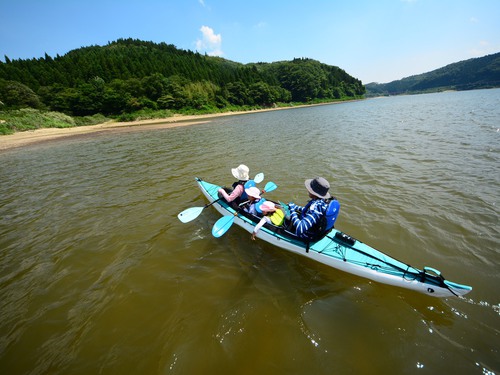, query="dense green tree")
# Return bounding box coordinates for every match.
[0,39,365,116]
[142,73,168,101]
[225,81,249,105]
[257,58,364,102]
[102,86,130,115]
[366,52,500,96]
[183,80,219,109]
[0,79,43,108]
